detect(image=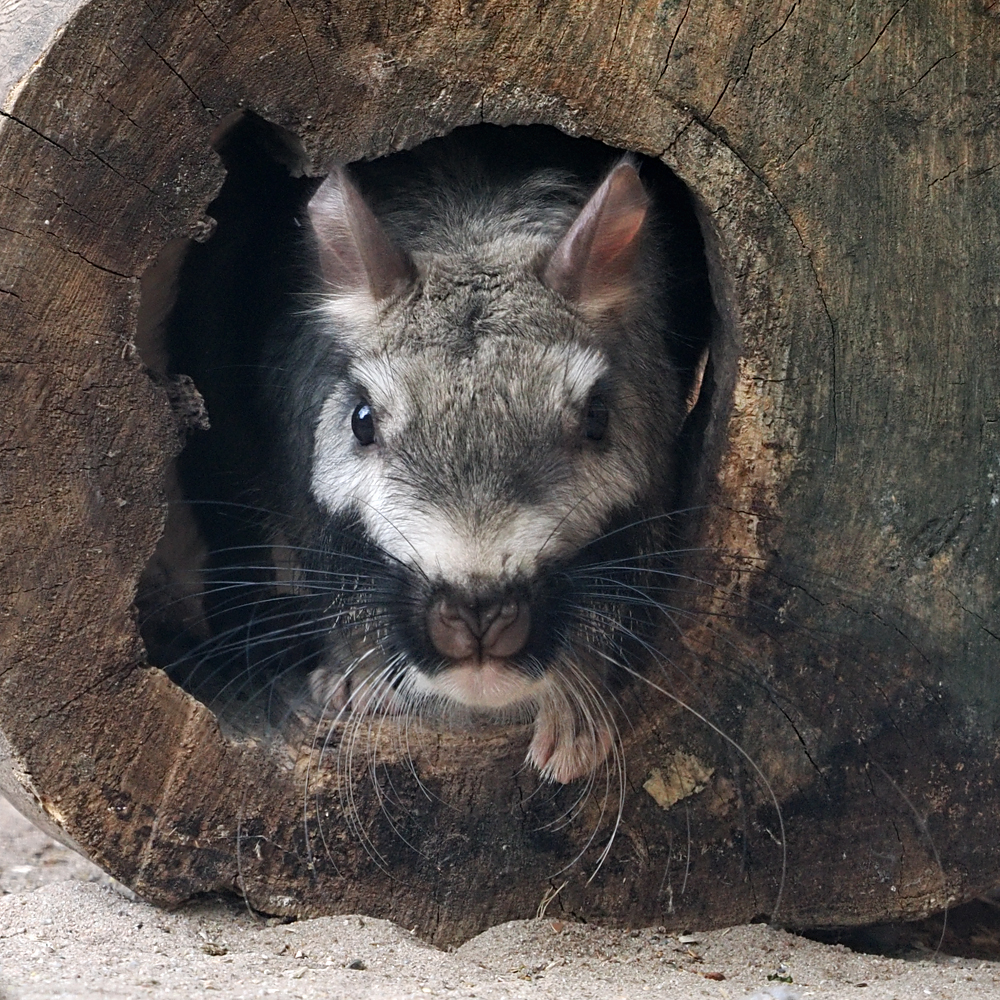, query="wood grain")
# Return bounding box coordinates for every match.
[1,0,998,945]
